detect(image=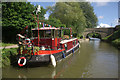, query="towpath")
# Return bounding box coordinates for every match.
[0,45,18,49]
